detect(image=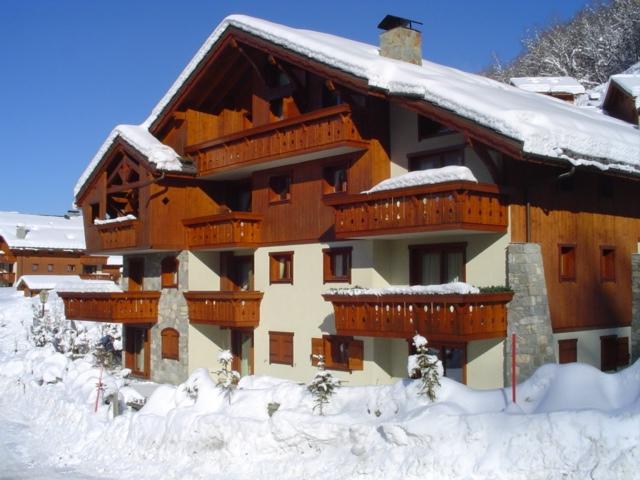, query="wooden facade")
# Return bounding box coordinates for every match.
[184,291,263,328]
